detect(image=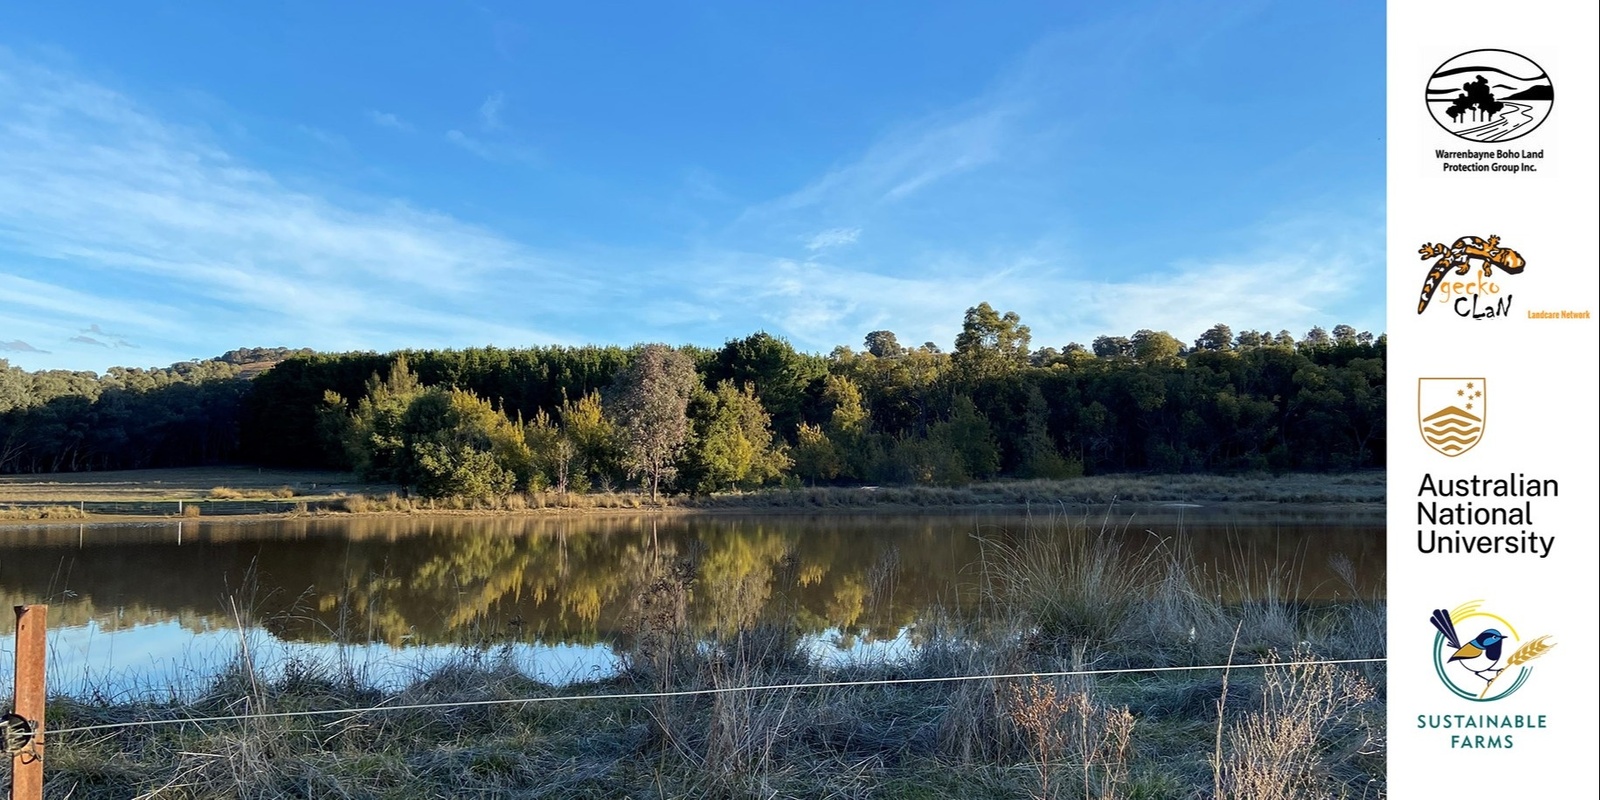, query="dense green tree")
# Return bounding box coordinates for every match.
[560,391,623,491]
[863,330,905,359]
[336,357,423,487]
[1016,385,1078,479]
[706,332,825,438]
[1092,336,1133,359]
[403,387,521,499]
[814,374,873,479]
[952,303,1031,380]
[412,439,516,500]
[929,396,999,482]
[522,408,570,492]
[1131,329,1184,363]
[819,375,867,438]
[1029,346,1061,367]
[1,360,35,414]
[323,360,529,499]
[1193,323,1235,352]
[791,422,842,483]
[0,357,249,473]
[682,381,789,494]
[1300,326,1332,349]
[2,316,1388,485]
[407,388,530,496]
